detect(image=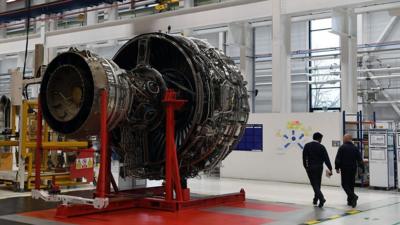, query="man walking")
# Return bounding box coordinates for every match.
[335,134,365,208]
[303,132,333,208]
